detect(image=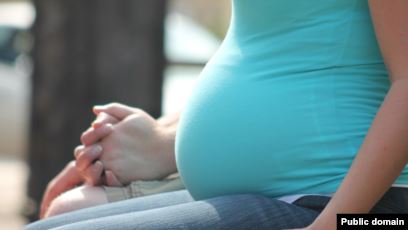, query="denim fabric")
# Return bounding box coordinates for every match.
[25,187,408,230]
